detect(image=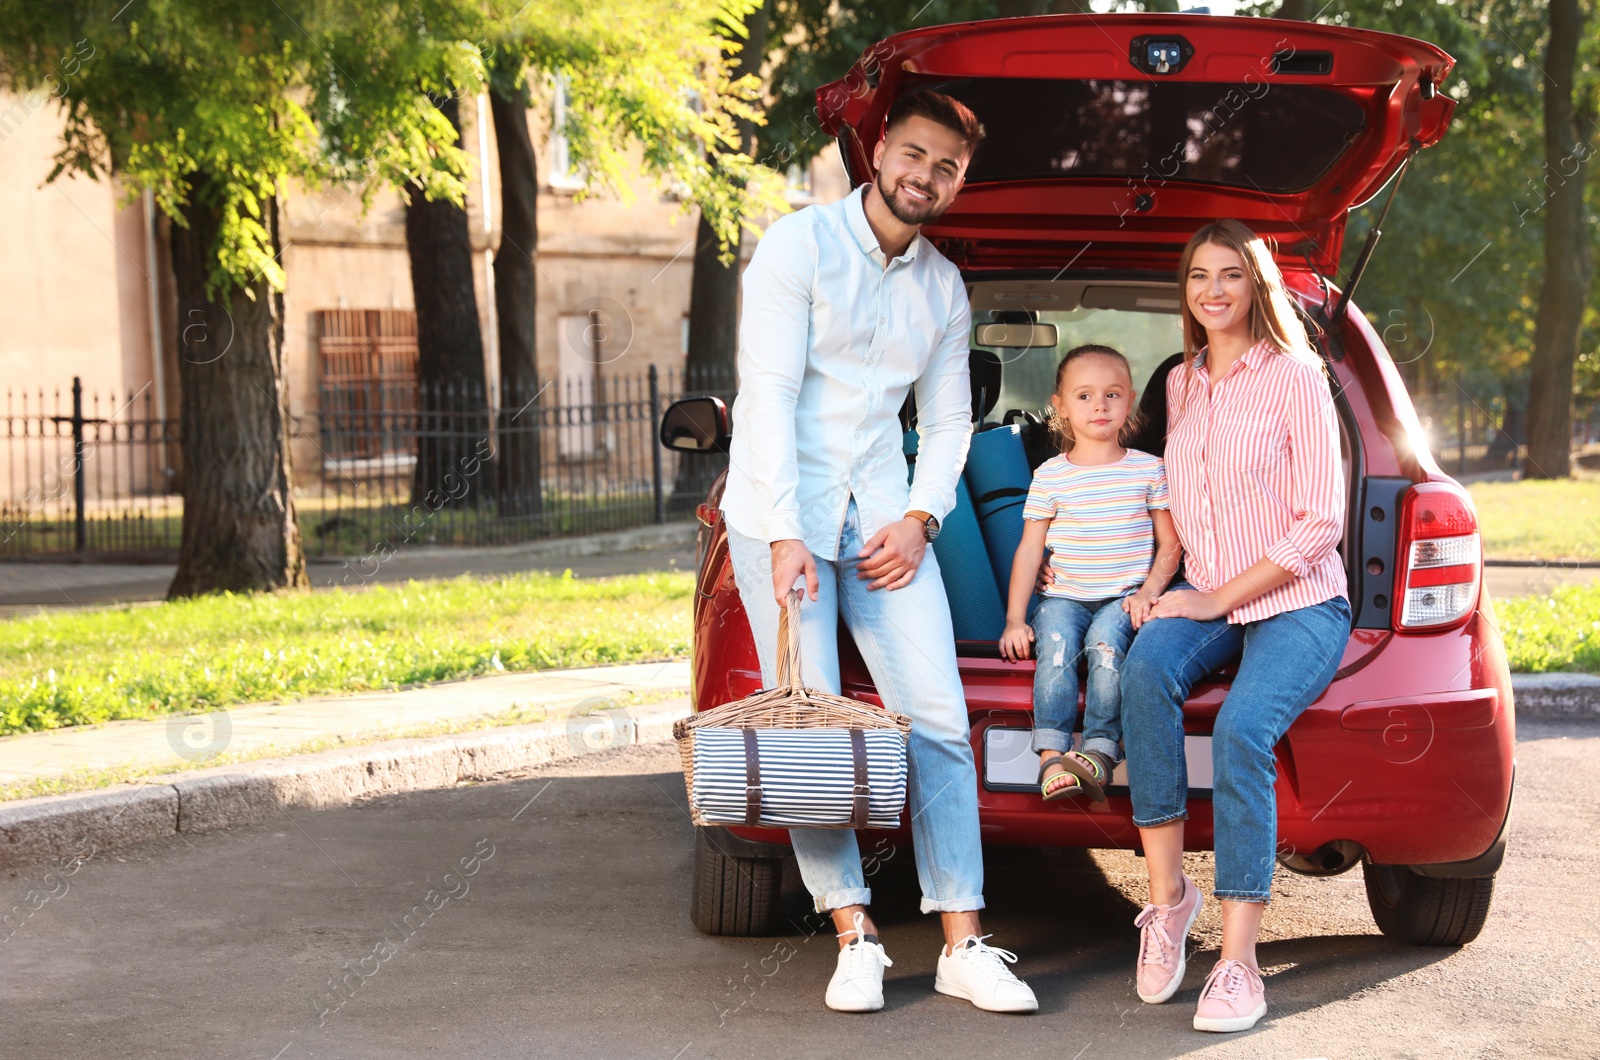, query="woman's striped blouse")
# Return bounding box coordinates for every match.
[1164,339,1349,624]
